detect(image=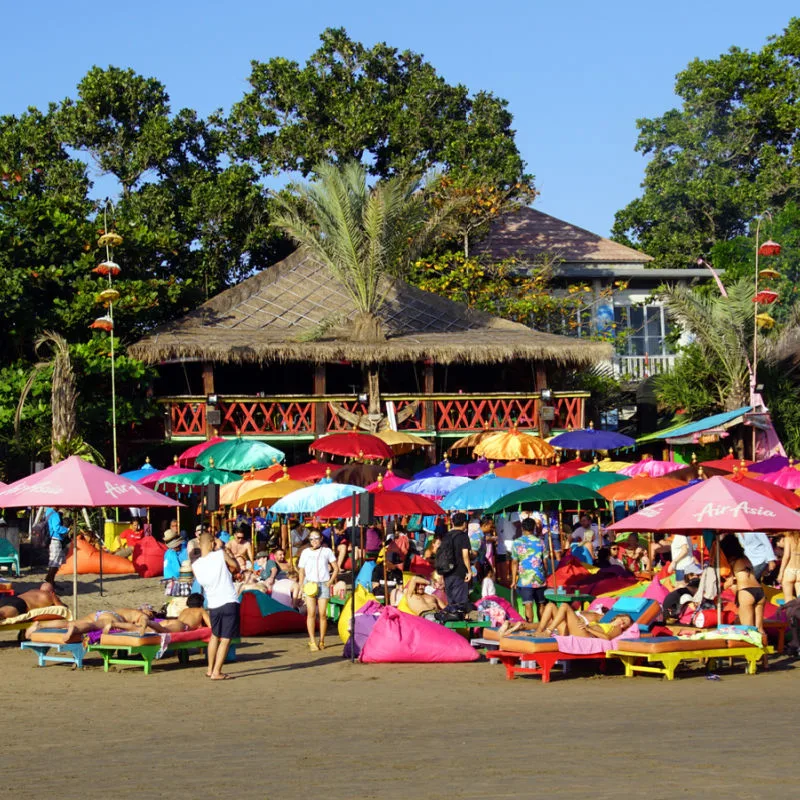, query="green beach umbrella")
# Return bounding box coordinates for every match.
[195,438,285,471]
[484,482,604,514]
[562,472,630,491]
[157,466,242,488]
